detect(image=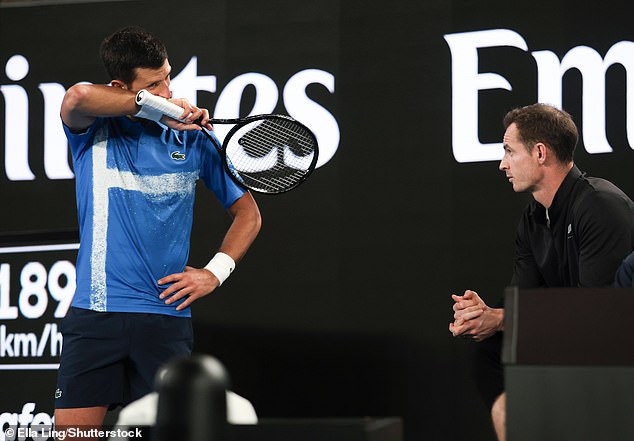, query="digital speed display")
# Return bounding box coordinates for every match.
[0,238,78,435]
[0,243,76,370]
